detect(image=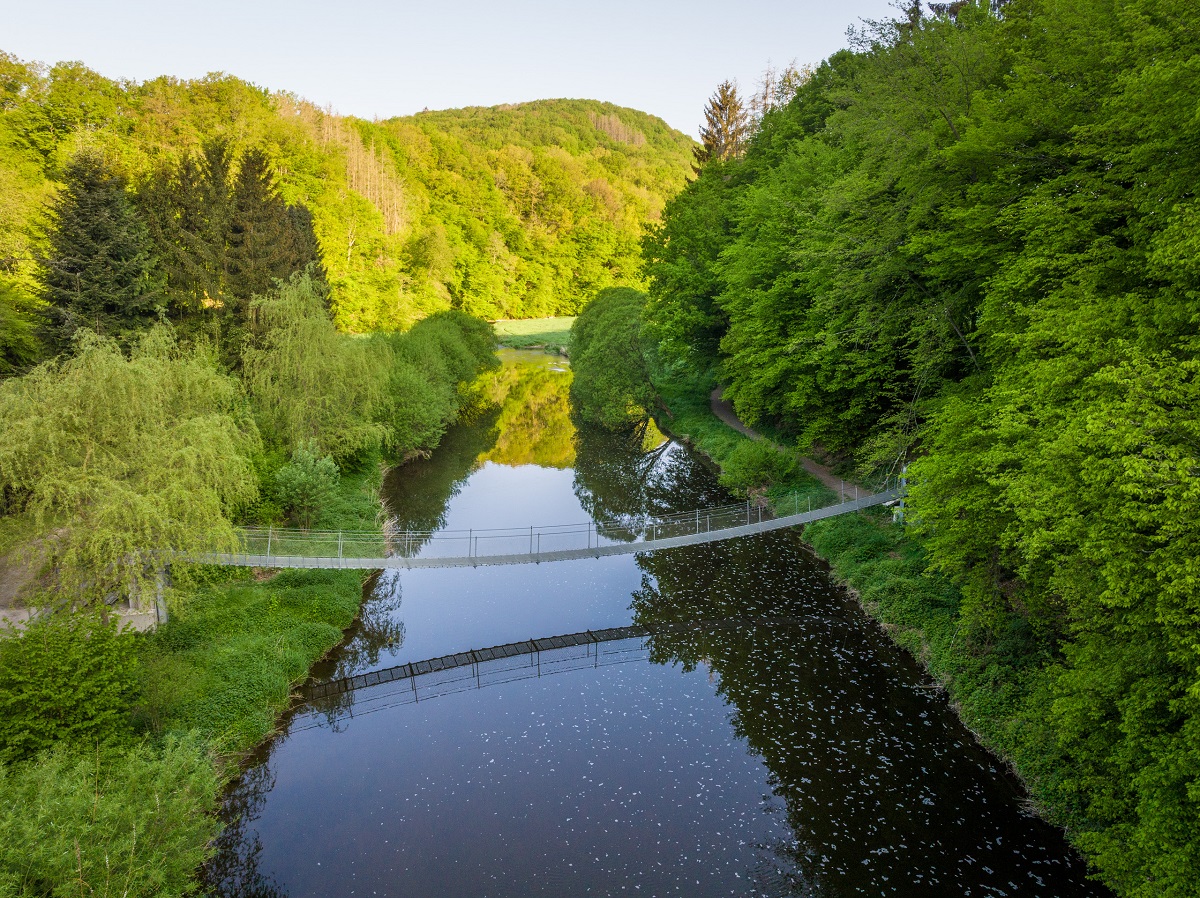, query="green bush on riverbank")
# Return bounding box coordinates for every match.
[0,734,221,898]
